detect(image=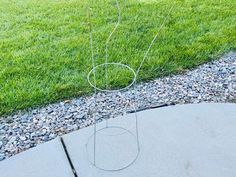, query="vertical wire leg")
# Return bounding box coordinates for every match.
[105,0,121,128]
[87,6,98,166]
[134,80,140,151]
[93,113,97,165]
